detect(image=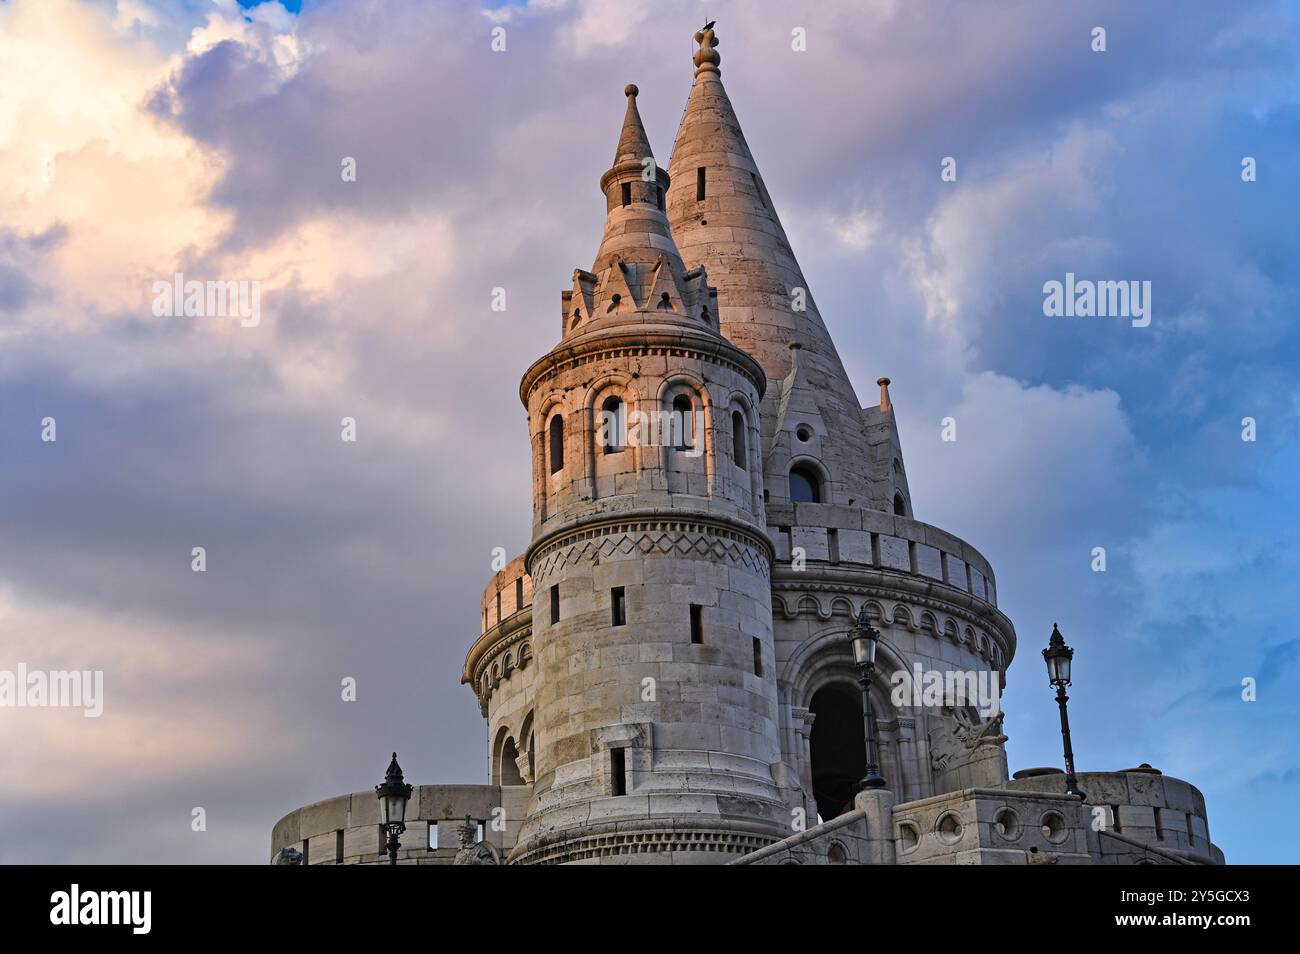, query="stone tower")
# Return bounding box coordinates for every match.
[665,24,898,514]
[270,25,1223,870]
[507,83,792,864]
[660,26,1017,821]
